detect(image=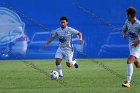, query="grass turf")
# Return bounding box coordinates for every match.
[0,59,139,93]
